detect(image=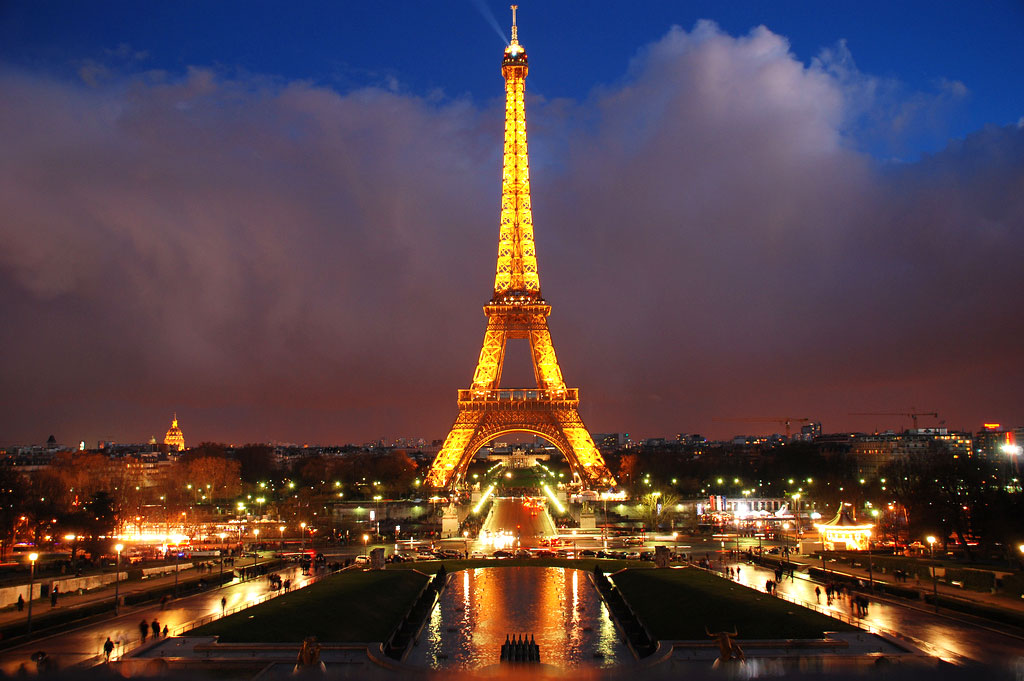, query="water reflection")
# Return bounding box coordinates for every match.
[408,567,628,670]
